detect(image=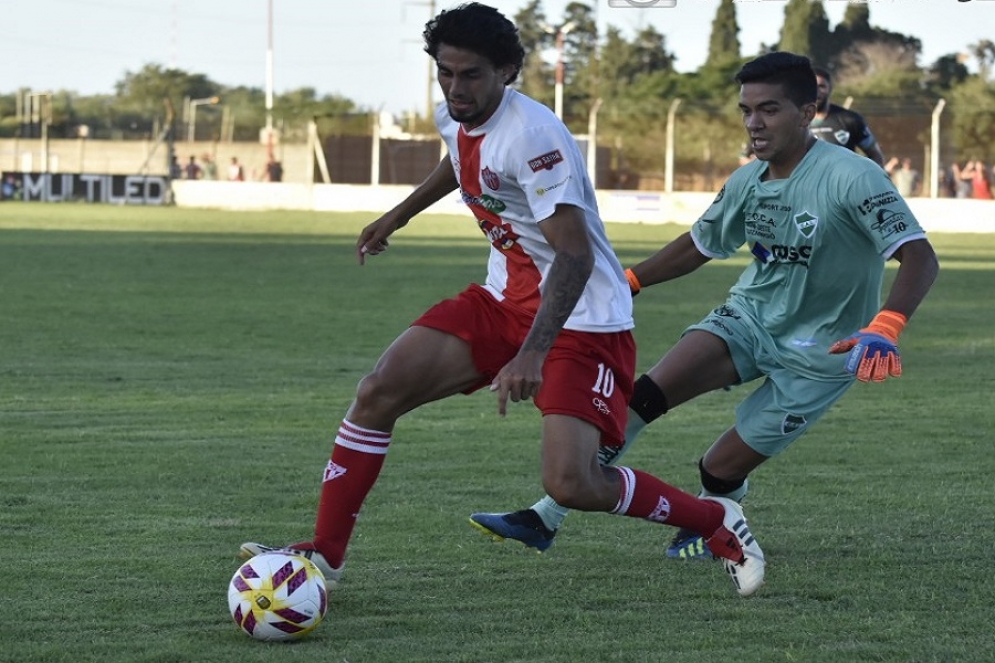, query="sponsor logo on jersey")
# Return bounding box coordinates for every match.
[481,166,500,190]
[833,129,851,146]
[714,304,741,320]
[871,208,909,240]
[647,496,671,523]
[712,185,726,205]
[591,397,611,415]
[858,191,899,215]
[535,175,571,196]
[793,210,819,238]
[751,241,772,263]
[781,414,807,436]
[528,149,564,172]
[460,190,507,214]
[476,217,516,250]
[770,244,812,265]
